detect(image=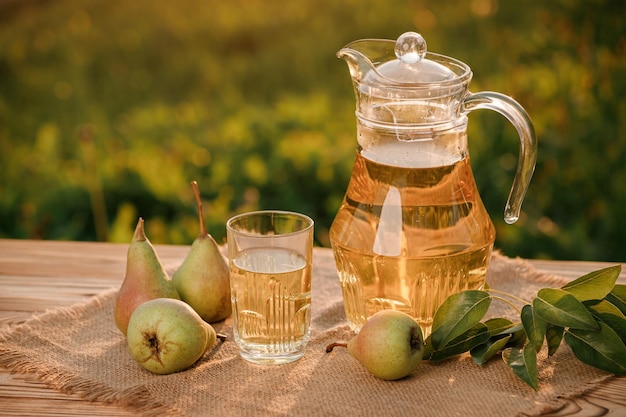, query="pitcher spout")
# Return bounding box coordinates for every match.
[337,39,395,84]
